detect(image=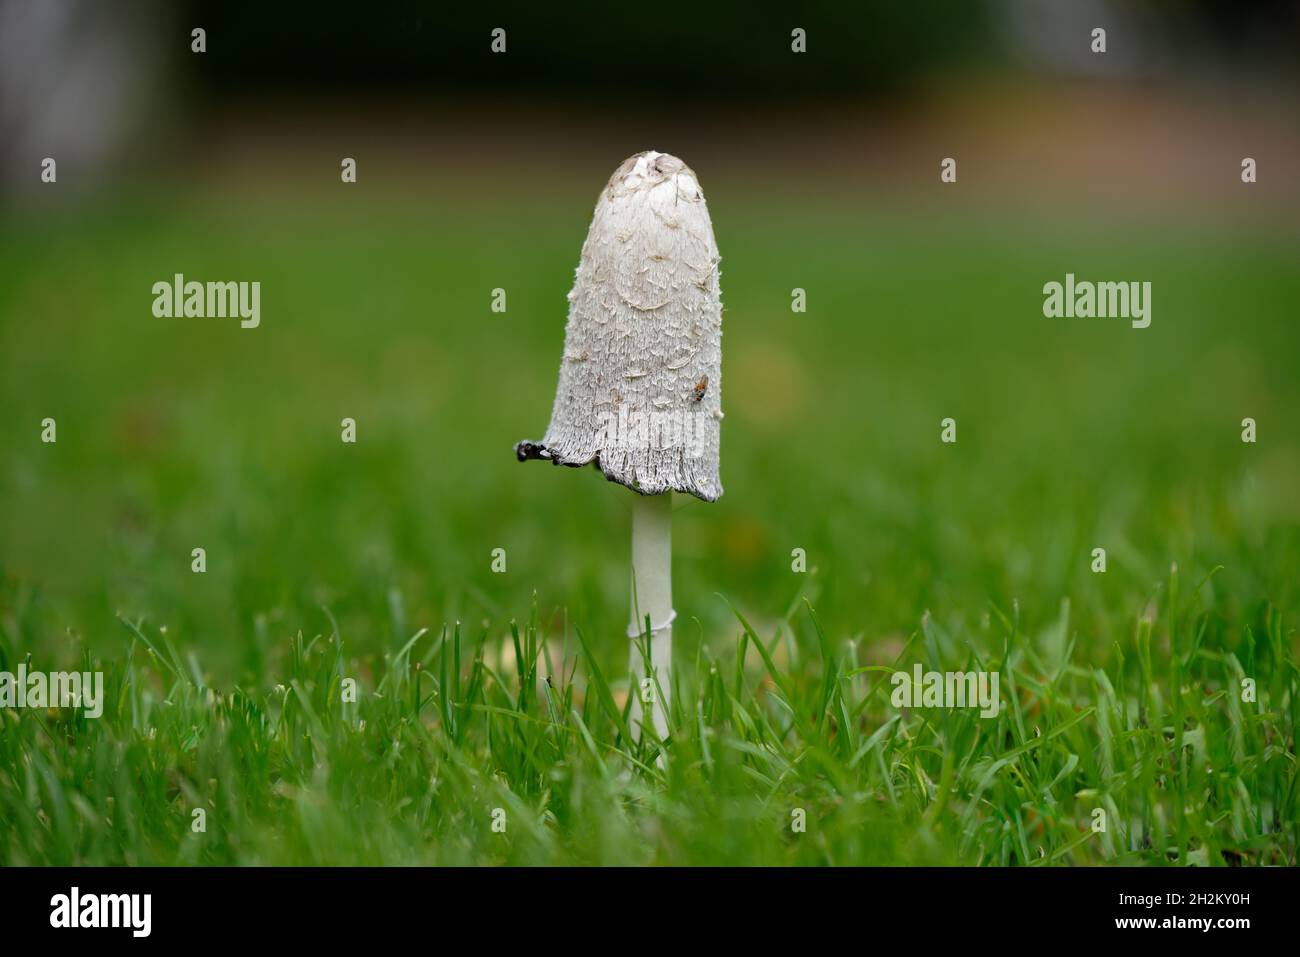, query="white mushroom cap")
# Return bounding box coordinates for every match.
[517,151,724,502]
